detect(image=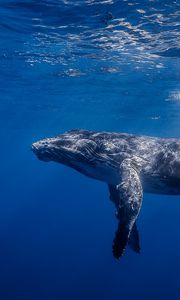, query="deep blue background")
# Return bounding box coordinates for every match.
[0,0,180,299]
